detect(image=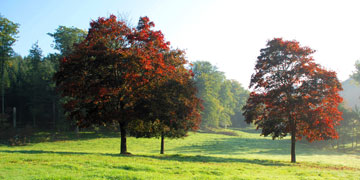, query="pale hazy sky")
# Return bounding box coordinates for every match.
[1,0,360,87]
